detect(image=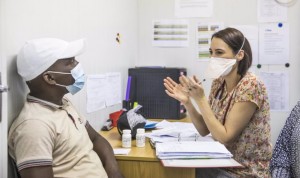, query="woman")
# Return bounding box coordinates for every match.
[164,28,272,177]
